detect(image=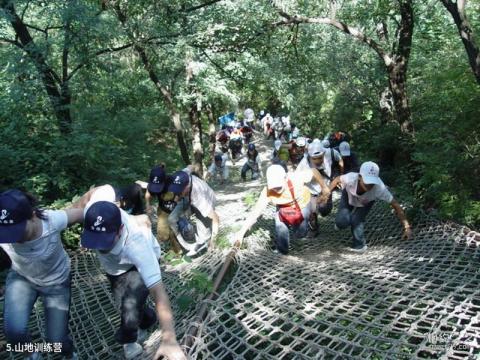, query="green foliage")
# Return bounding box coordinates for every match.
[176,269,213,312]
[243,191,260,208]
[0,0,479,230]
